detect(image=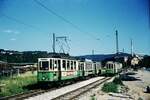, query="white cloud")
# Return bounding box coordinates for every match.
[3,29,20,34]
[3,30,13,33]
[10,38,16,41]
